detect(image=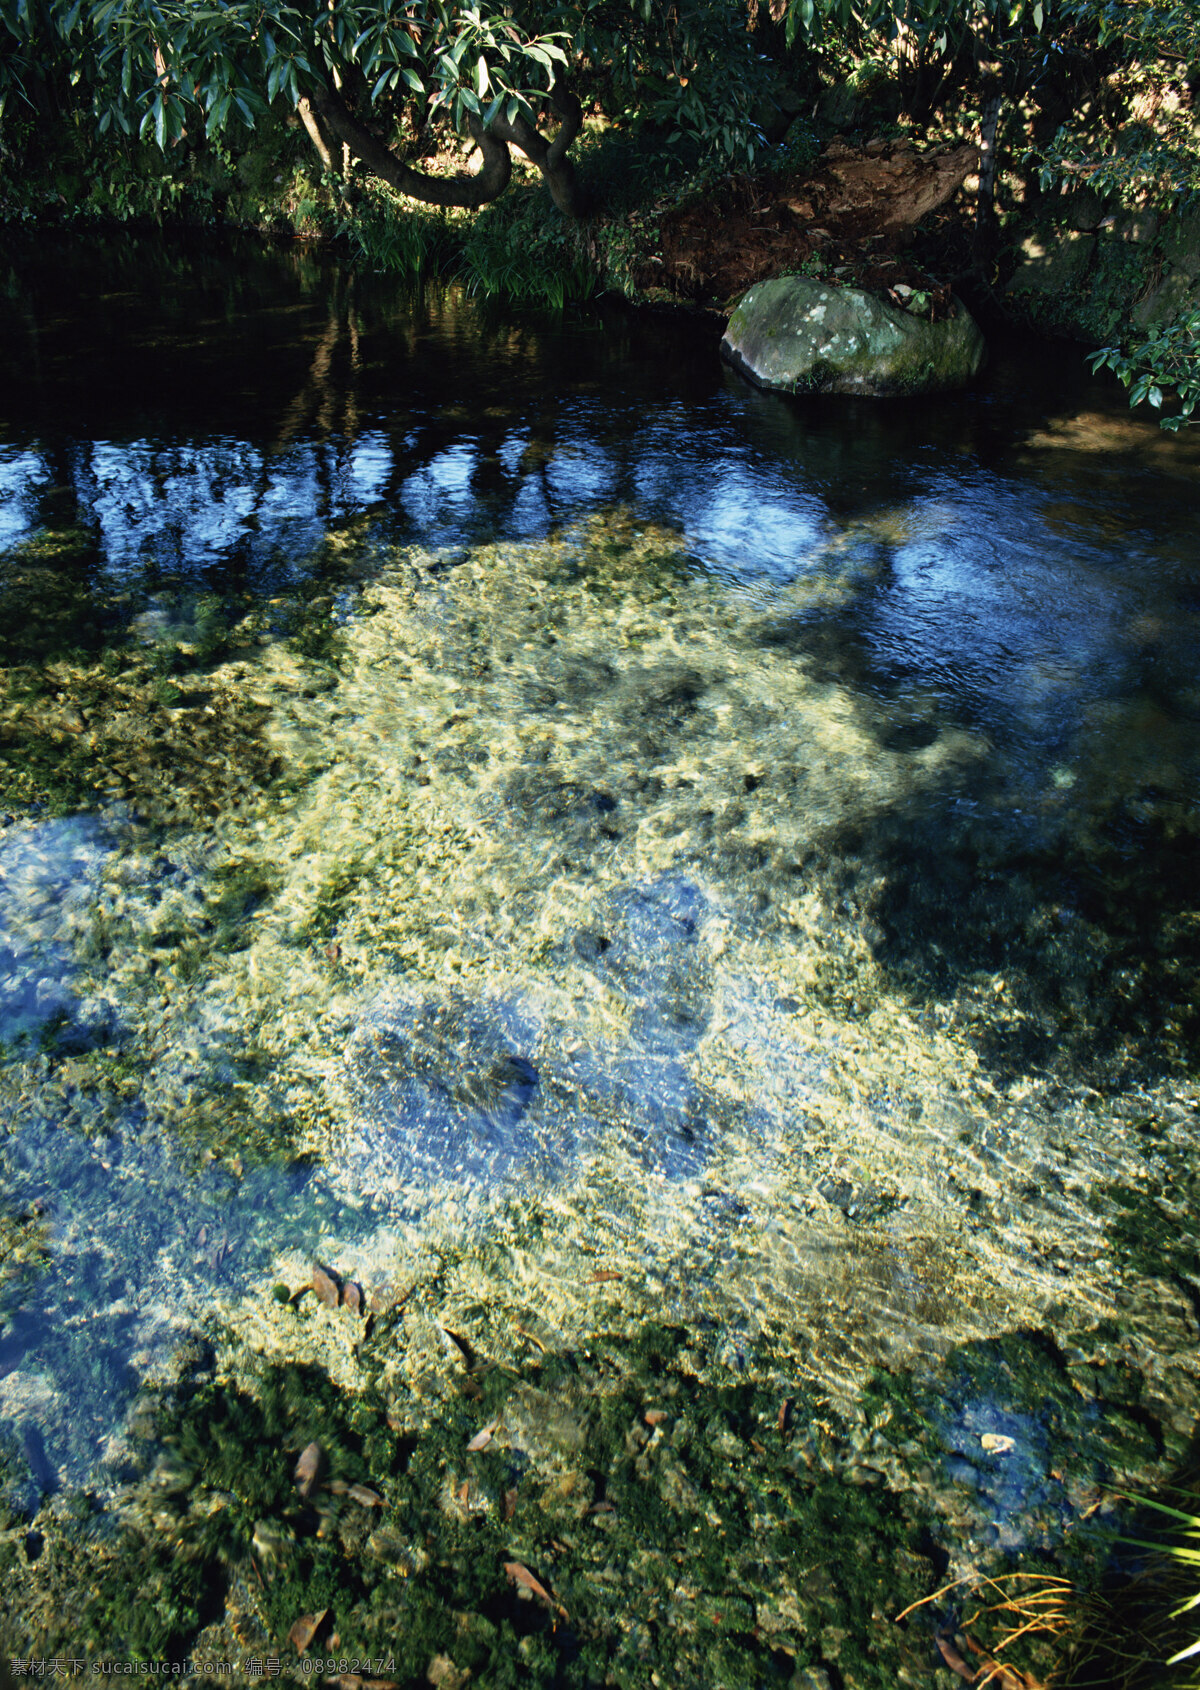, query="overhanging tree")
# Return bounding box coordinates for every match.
[0,0,775,218]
